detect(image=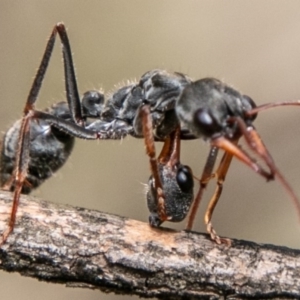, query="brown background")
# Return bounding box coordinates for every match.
[1,1,300,299]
